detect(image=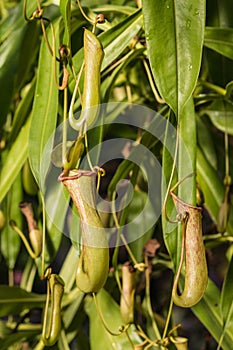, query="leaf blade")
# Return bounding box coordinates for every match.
[60,0,71,47]
[0,116,31,203]
[204,27,233,60]
[29,20,60,186]
[143,0,205,115]
[192,279,233,349]
[0,286,45,317]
